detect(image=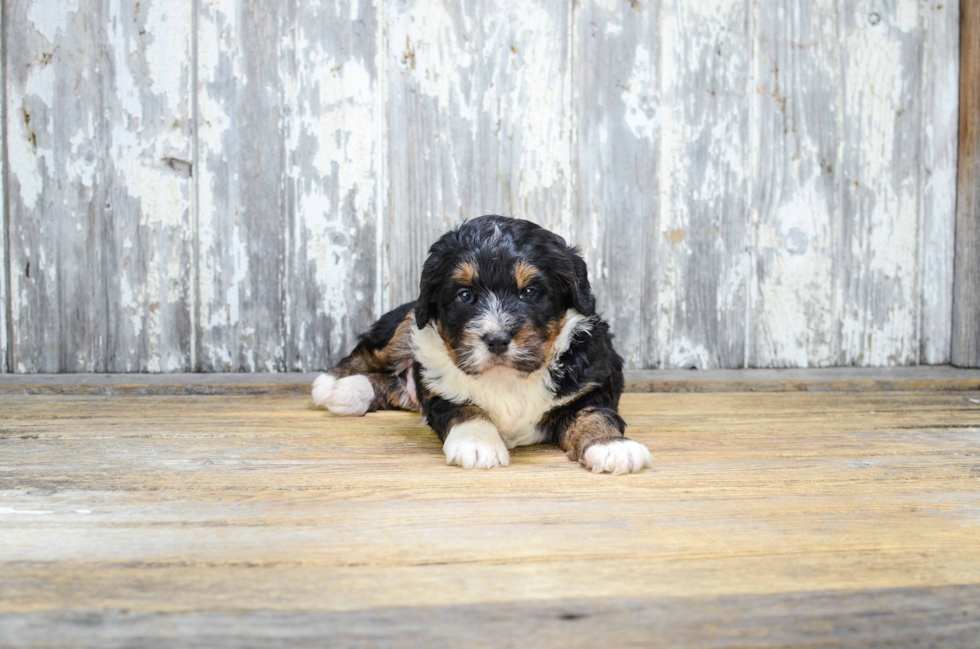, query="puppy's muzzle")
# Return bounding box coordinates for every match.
[482,331,512,355]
